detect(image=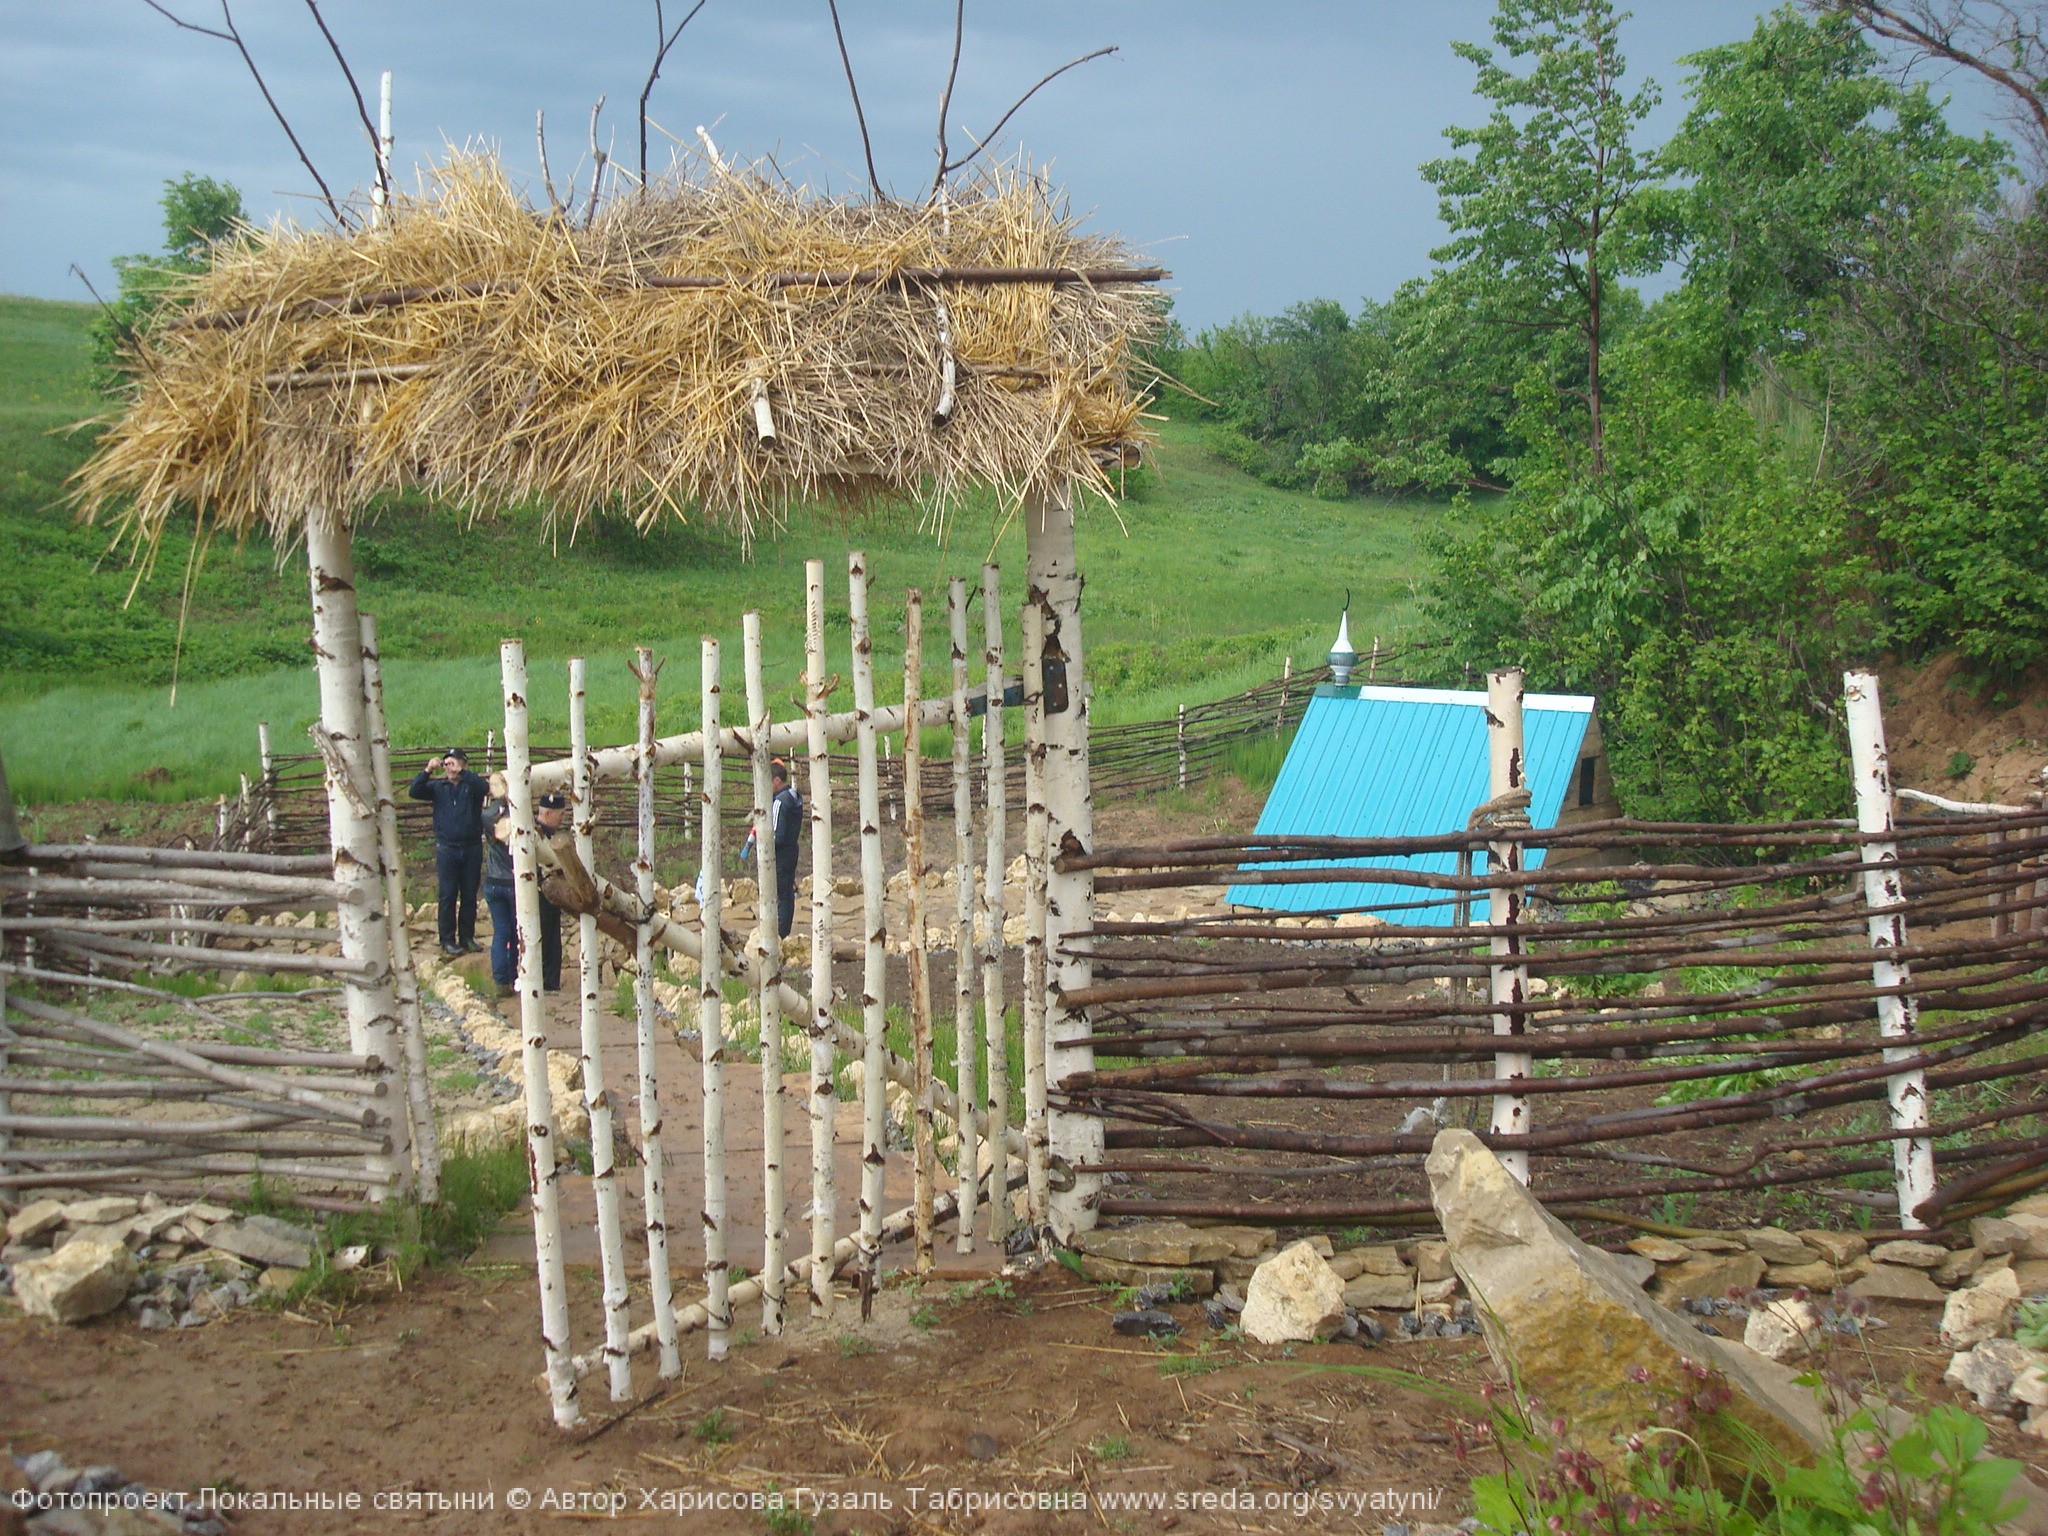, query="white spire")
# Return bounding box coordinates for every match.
[1333,608,1352,656]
